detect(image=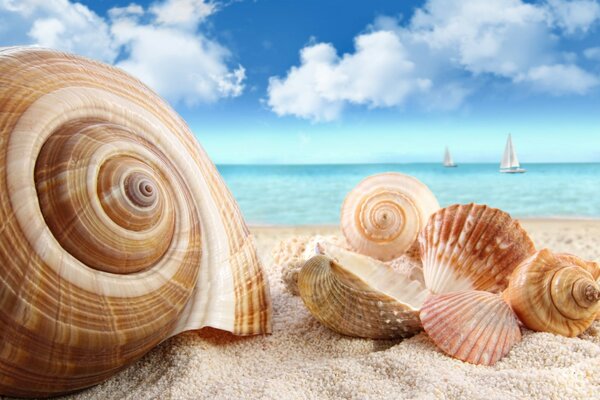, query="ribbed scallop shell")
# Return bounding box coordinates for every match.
[341,172,440,261]
[505,249,600,337]
[420,290,522,366]
[0,47,271,397]
[419,203,536,295]
[298,242,428,339]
